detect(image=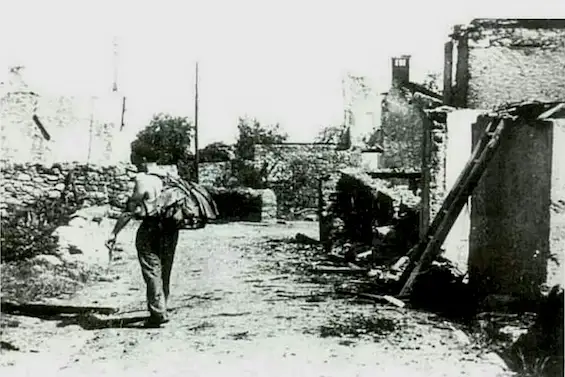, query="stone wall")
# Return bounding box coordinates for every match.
[0,90,126,166]
[198,162,232,187]
[444,19,565,299]
[445,19,565,108]
[342,73,382,147]
[380,87,424,171]
[0,162,136,216]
